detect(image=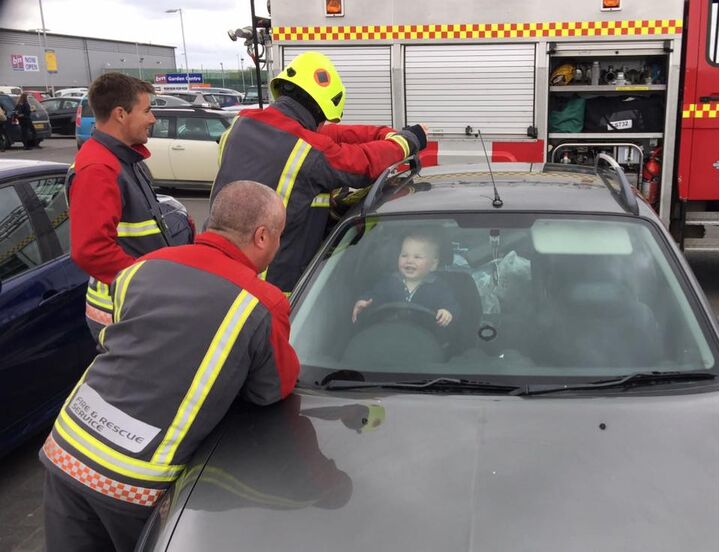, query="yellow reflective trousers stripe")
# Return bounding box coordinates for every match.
[152,290,259,465]
[276,139,312,207]
[117,220,161,238]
